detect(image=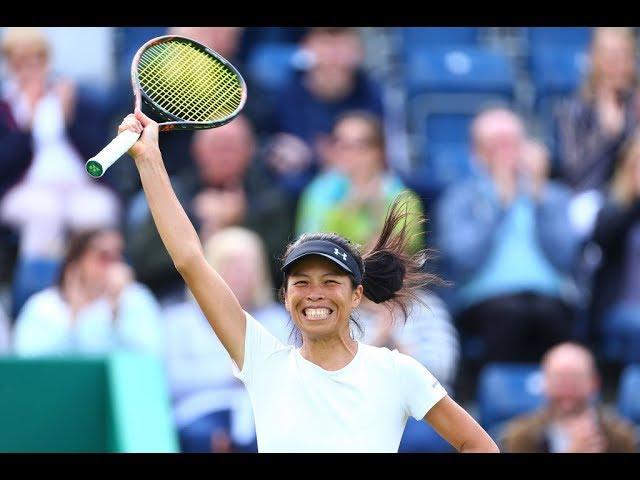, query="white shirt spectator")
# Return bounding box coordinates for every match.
[13,284,163,357]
